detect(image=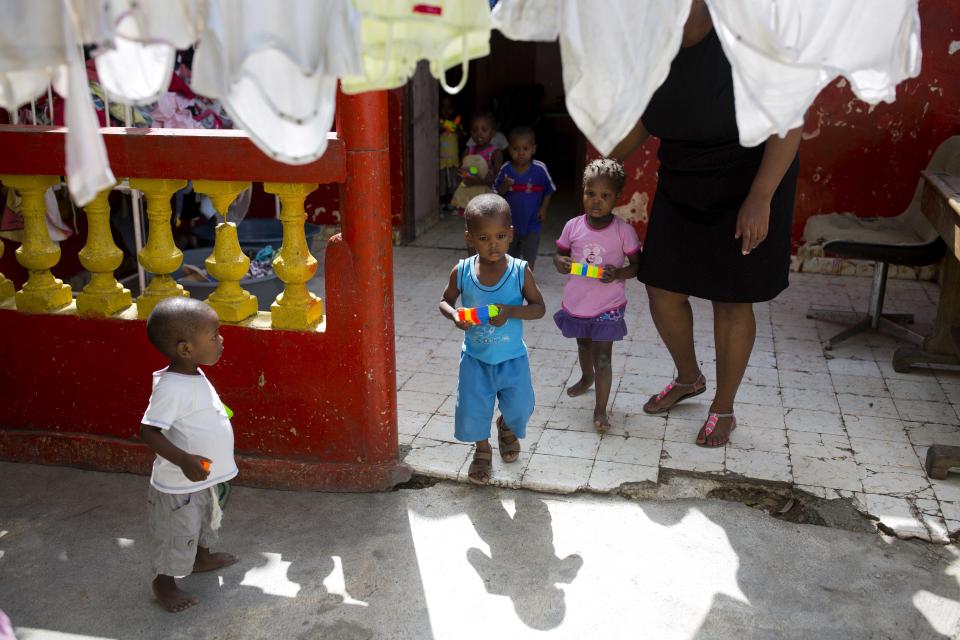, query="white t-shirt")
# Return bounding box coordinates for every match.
[142,367,238,494]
